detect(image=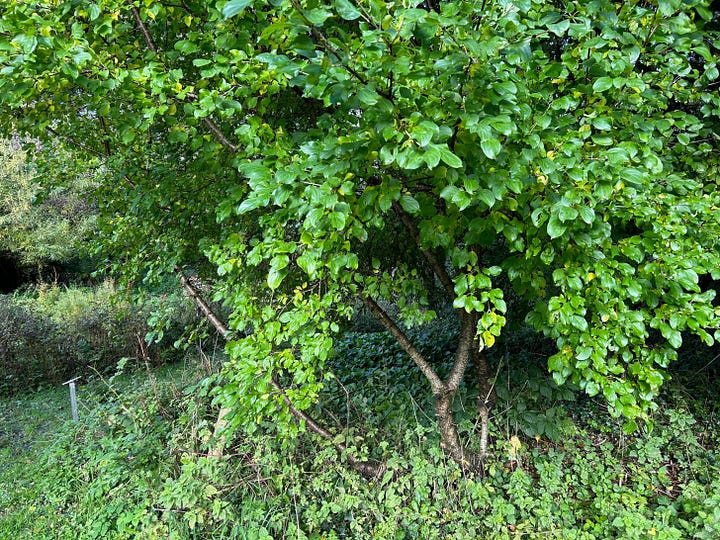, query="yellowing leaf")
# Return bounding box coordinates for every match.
[508,435,522,460]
